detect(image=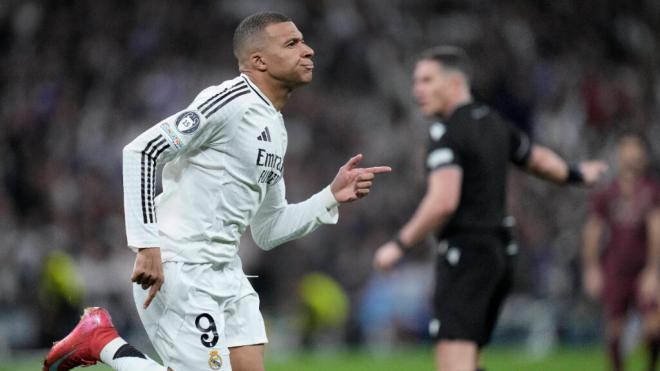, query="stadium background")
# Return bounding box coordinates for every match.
[1,0,659,369]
